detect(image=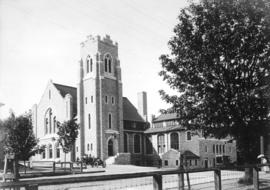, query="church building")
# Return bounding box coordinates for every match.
[31,35,149,164]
